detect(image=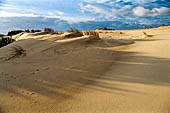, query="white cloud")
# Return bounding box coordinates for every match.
[115,0,121,2]
[56,11,64,15]
[84,0,158,5]
[0,11,39,17]
[47,11,64,17]
[0,7,64,18]
[79,3,115,19]
[133,6,170,16]
[57,16,96,24]
[121,0,157,4]
[84,0,110,3]
[0,6,93,24]
[0,6,18,10]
